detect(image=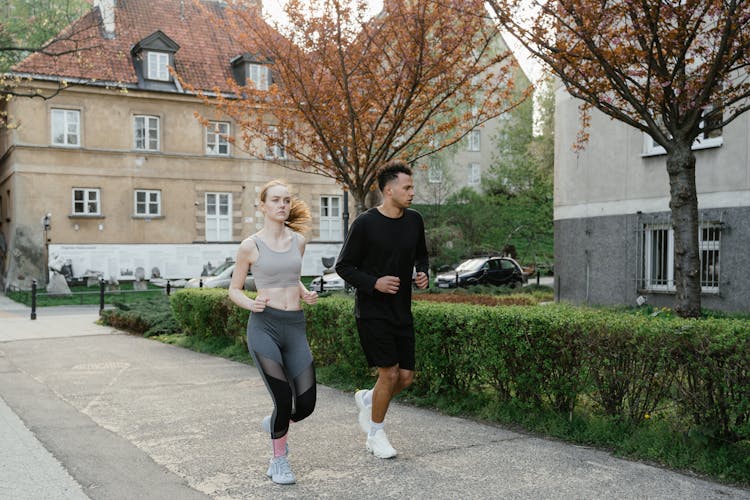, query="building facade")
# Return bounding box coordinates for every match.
[412,40,530,205]
[0,0,346,290]
[554,84,750,312]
